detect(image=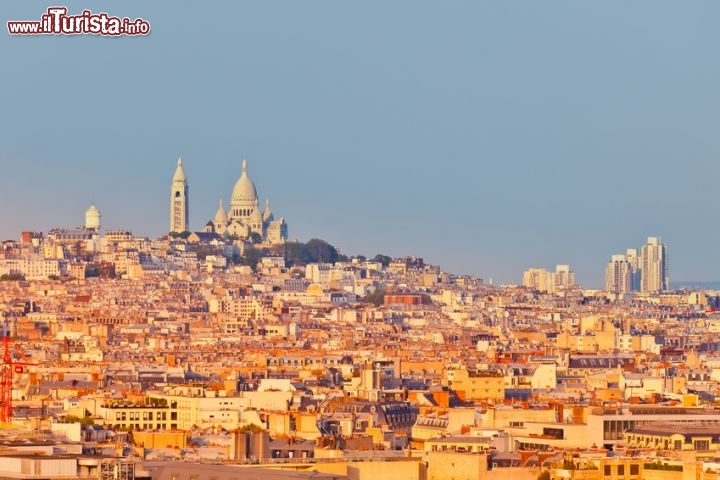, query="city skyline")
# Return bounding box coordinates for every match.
[3,155,679,290]
[2,1,720,287]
